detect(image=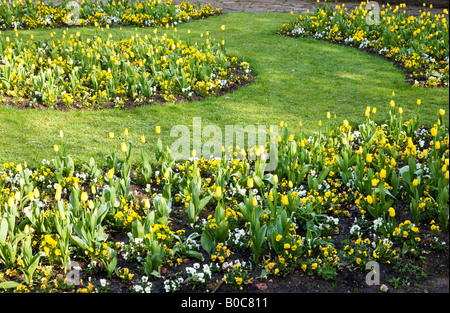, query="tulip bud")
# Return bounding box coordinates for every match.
[121,142,127,153]
[389,207,395,217]
[252,196,258,207]
[281,194,289,206]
